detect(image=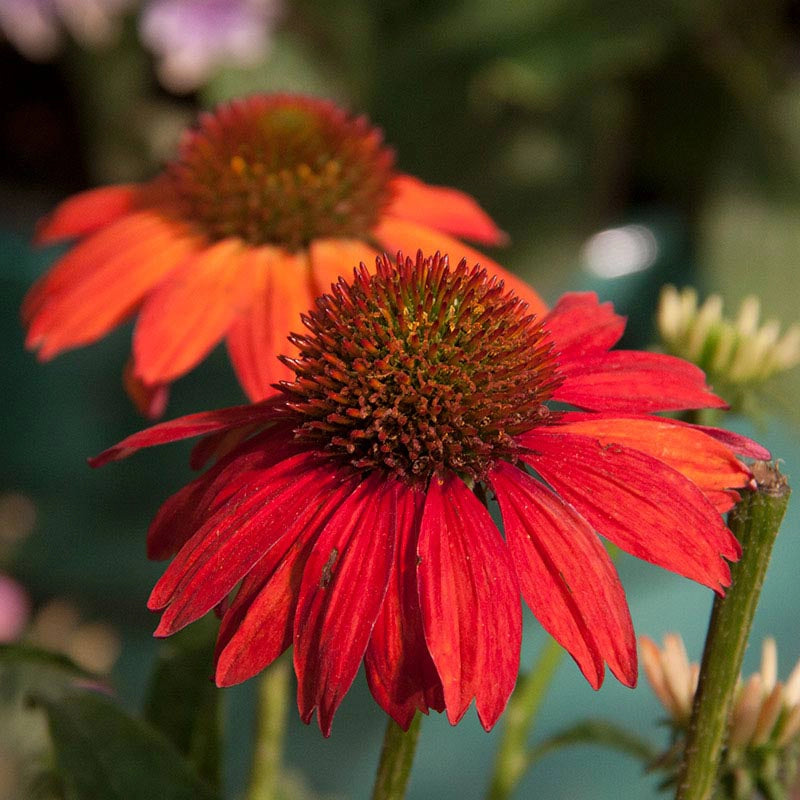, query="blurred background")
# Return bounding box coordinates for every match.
[1,1,800,798]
